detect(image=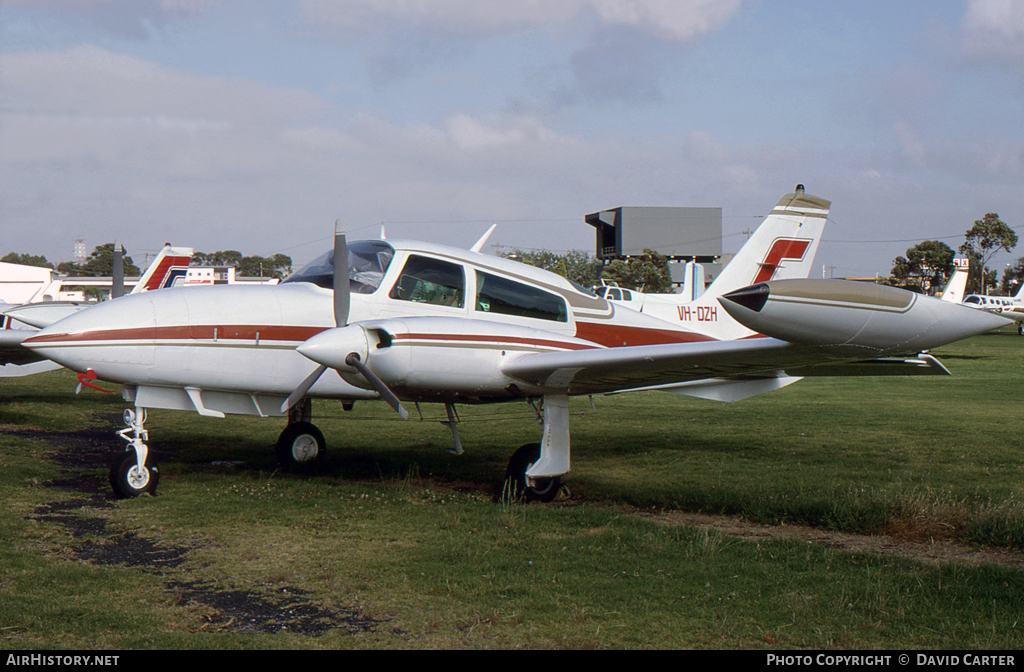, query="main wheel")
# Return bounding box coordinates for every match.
[501,442,562,503]
[276,422,326,469]
[109,451,160,499]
